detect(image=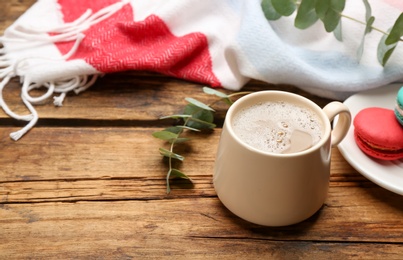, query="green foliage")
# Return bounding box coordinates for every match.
[315,0,345,32]
[295,0,319,30]
[272,0,297,17]
[153,87,251,193]
[261,0,403,66]
[385,13,403,45]
[357,16,375,60]
[183,104,216,129]
[262,0,282,20]
[377,32,398,66]
[362,0,372,23]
